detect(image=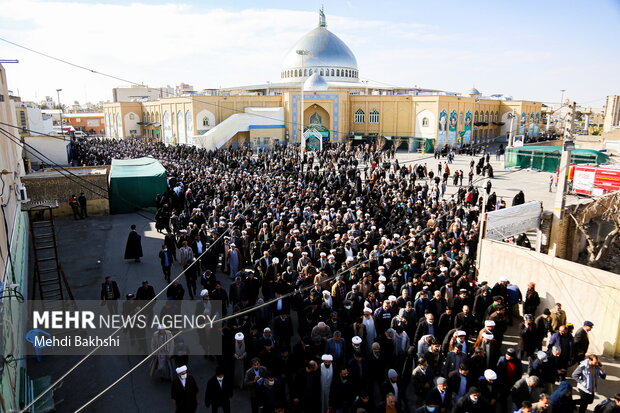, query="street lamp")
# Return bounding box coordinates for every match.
[56,88,63,136]
[296,49,309,151]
